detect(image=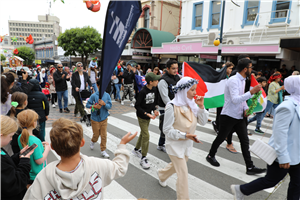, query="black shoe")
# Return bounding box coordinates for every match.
[80,117,86,122]
[206,155,220,167]
[74,113,78,117]
[59,109,63,113]
[246,166,266,175]
[64,108,70,113]
[212,121,219,134]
